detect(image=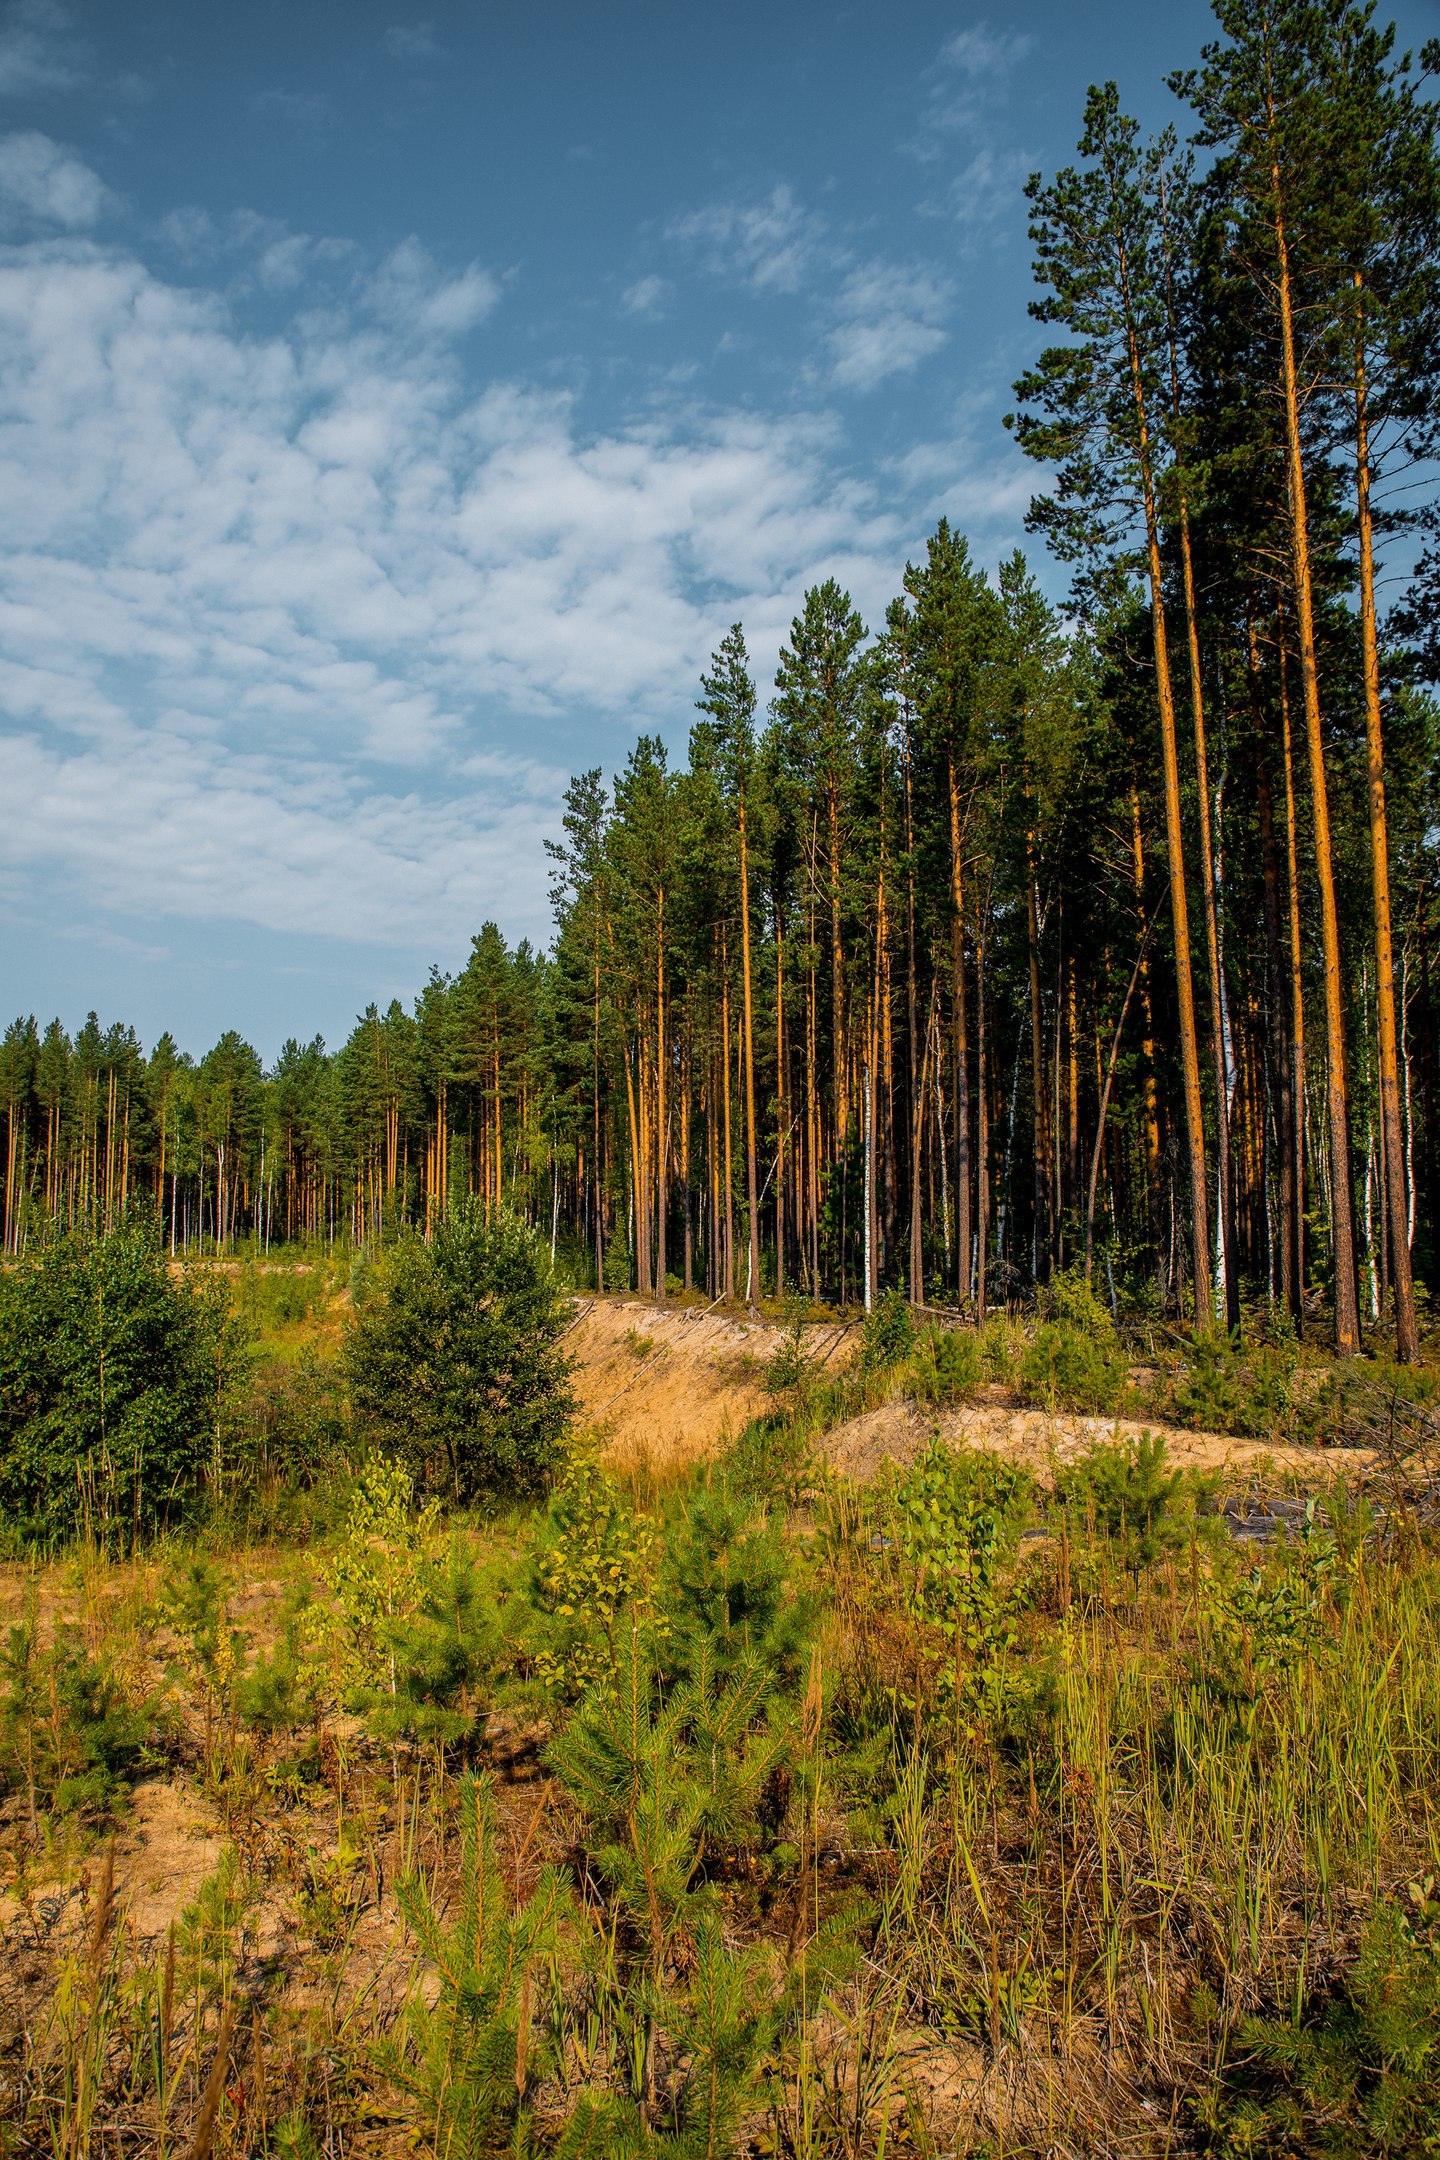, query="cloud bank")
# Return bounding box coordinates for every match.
[0,148,926,949]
